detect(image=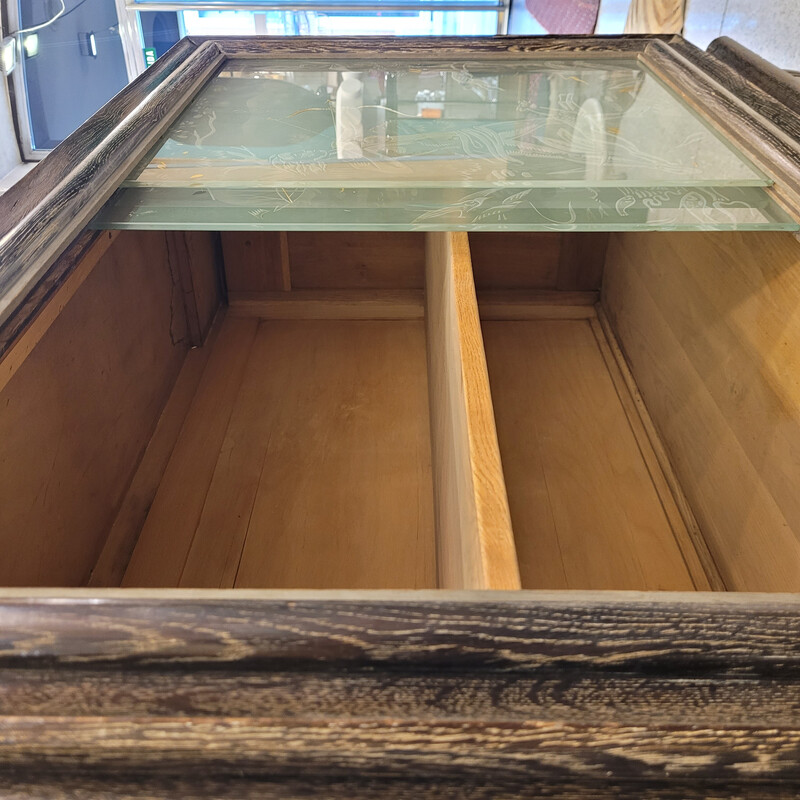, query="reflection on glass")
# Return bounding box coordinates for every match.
[95,57,798,232]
